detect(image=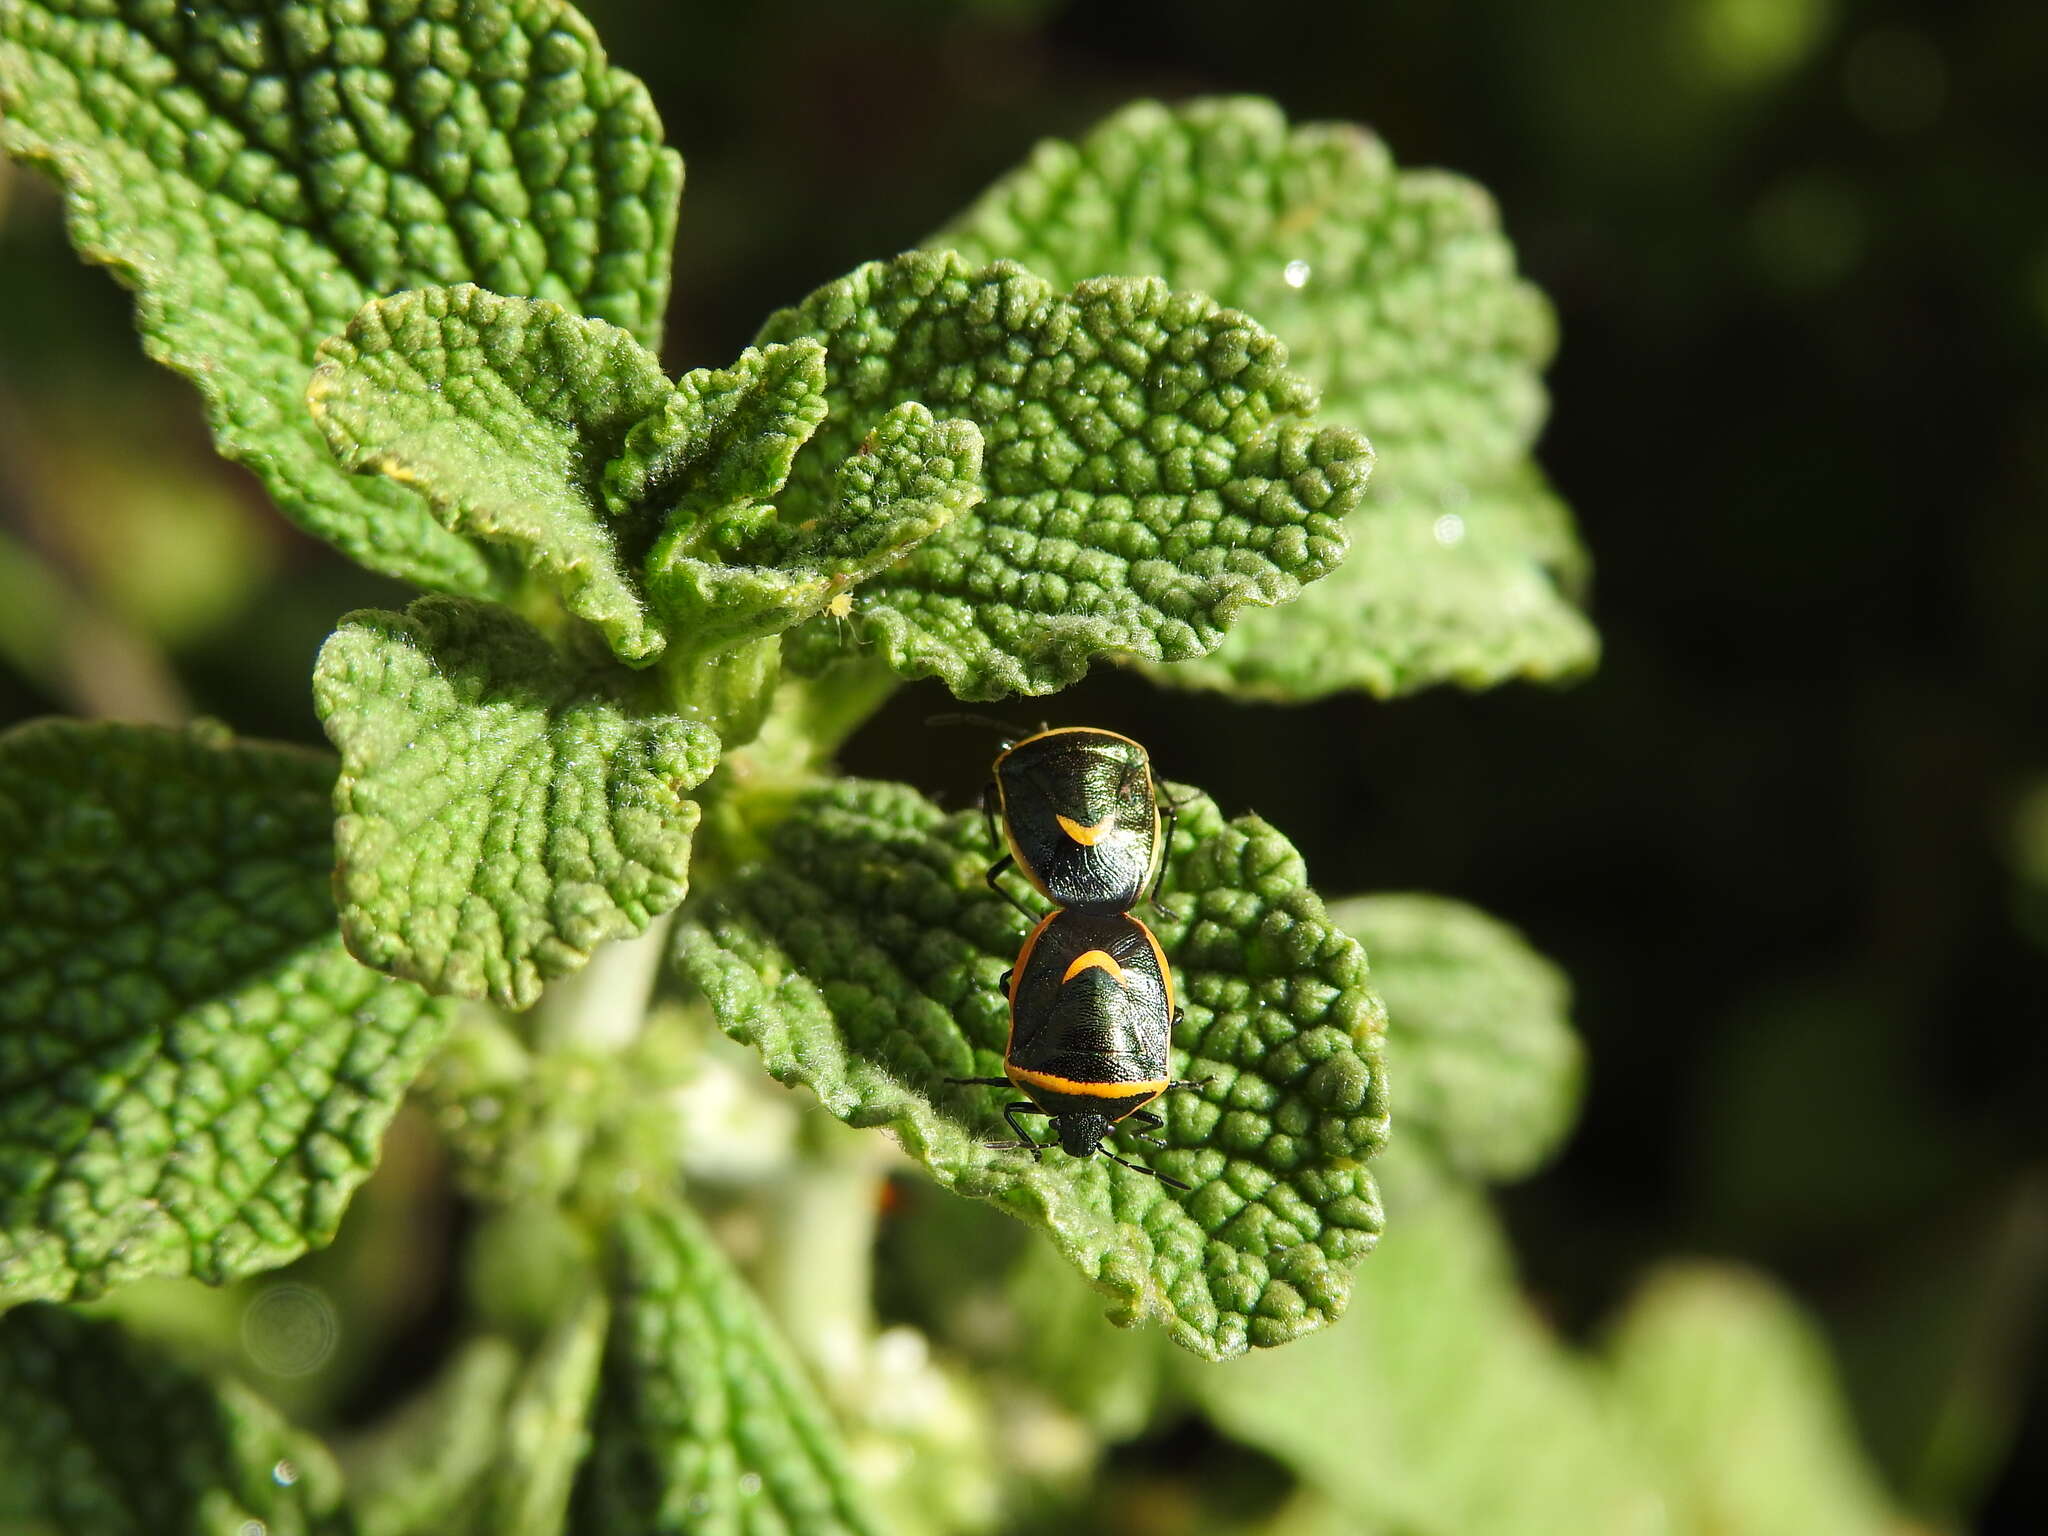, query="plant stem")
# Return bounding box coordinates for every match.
[527,915,674,1058]
[756,1121,891,1390]
[647,633,782,747]
[748,653,902,769]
